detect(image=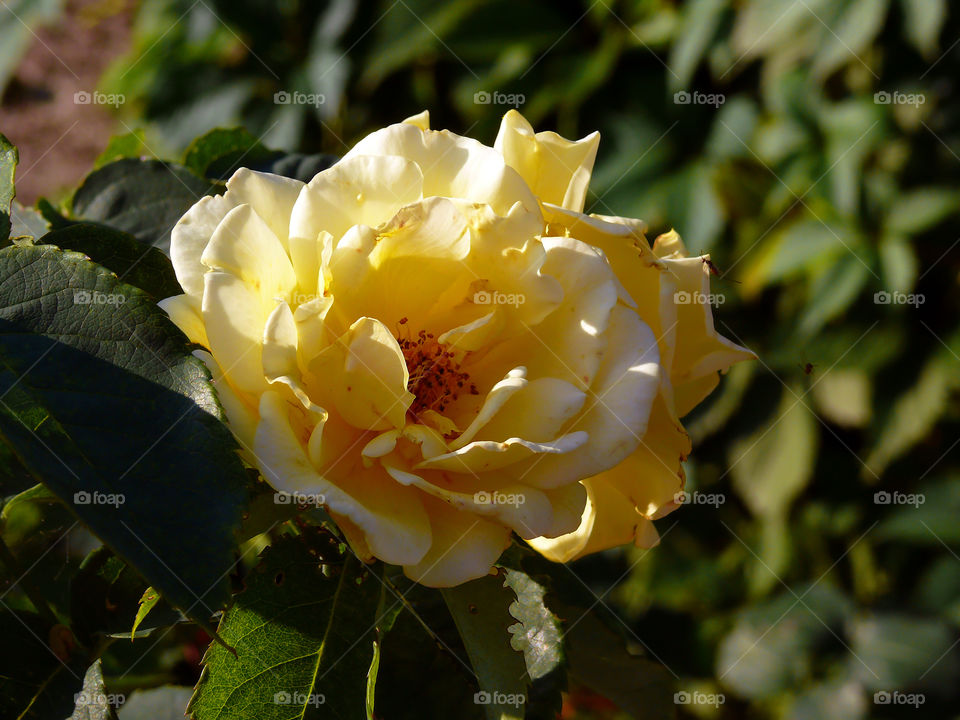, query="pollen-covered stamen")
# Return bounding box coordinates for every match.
[397,317,478,418]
